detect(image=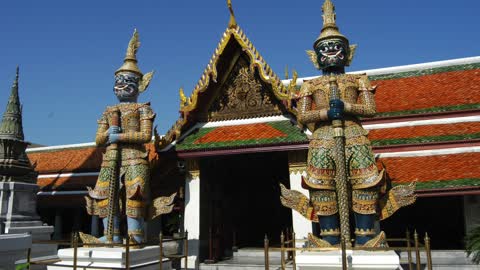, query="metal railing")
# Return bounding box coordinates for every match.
[26,231,189,270]
[159,231,189,270]
[264,229,433,270]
